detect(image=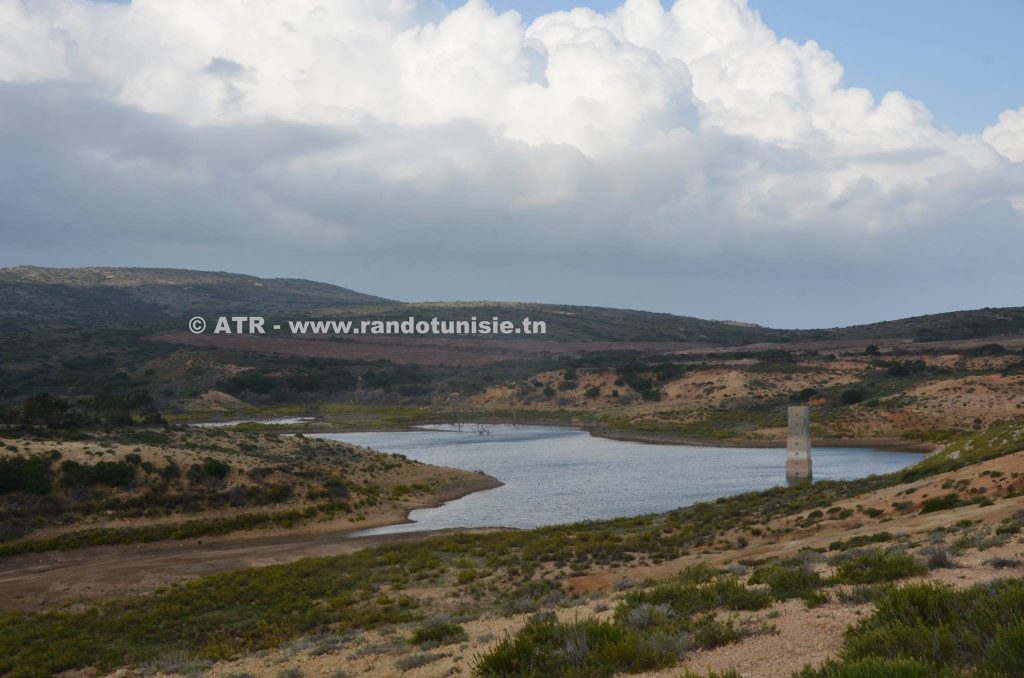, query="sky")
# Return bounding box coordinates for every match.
[2,0,1024,328]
